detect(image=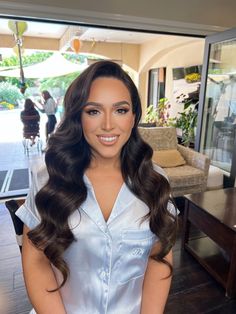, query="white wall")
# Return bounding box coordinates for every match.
[138,36,204,117]
[155,41,204,117]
